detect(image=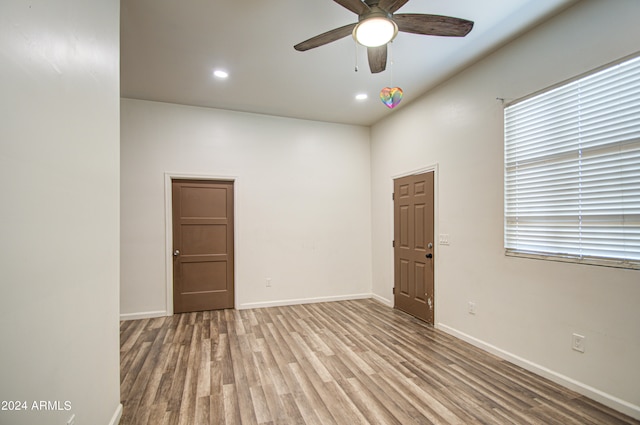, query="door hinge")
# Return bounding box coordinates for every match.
[392,240,395,248]
[392,192,395,200]
[392,287,395,294]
